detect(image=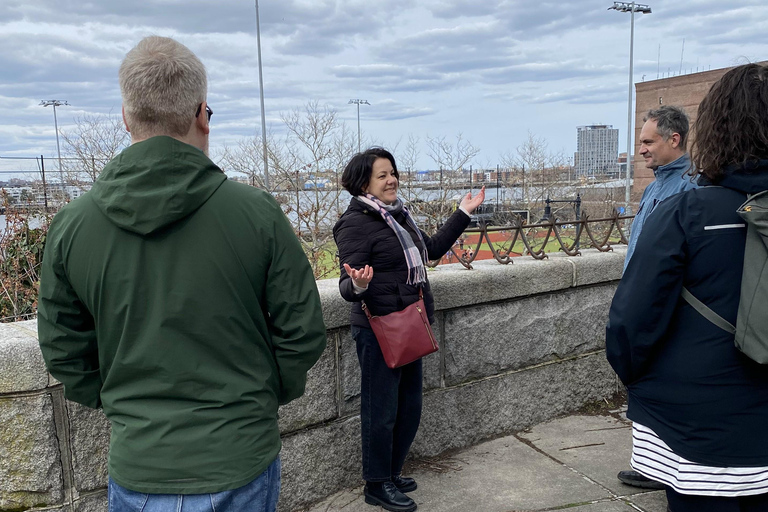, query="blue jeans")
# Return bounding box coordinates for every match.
[353,325,423,482]
[108,456,281,512]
